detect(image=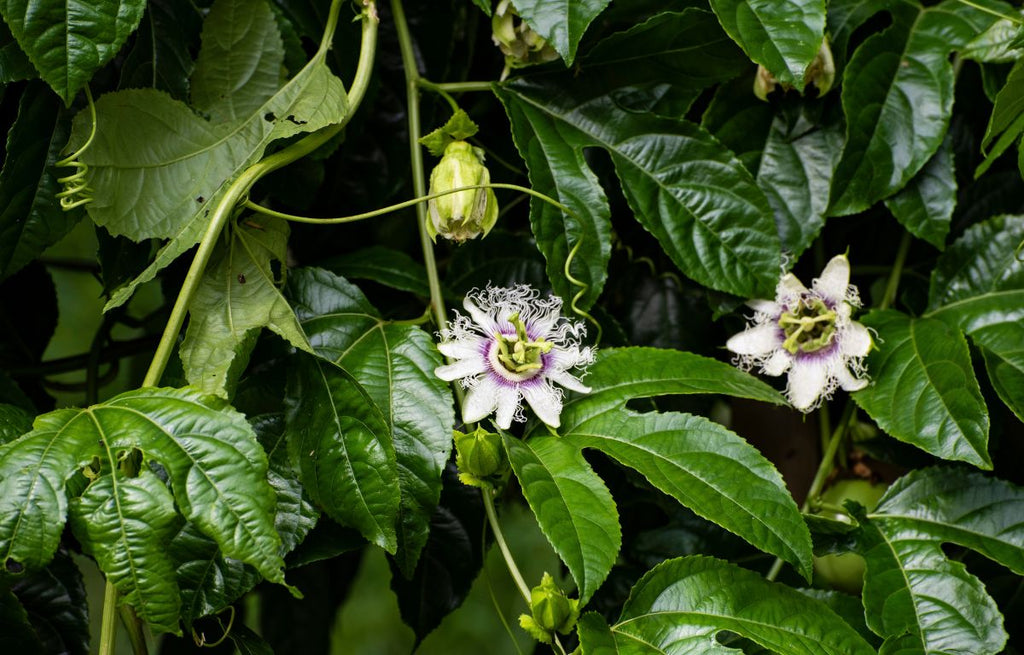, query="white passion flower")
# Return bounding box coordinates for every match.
[726,254,872,412]
[435,285,595,429]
